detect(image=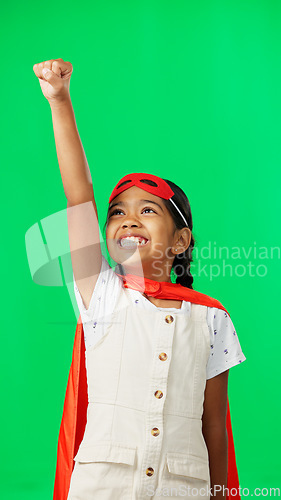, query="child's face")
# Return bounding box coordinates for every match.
[106,185,190,280]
